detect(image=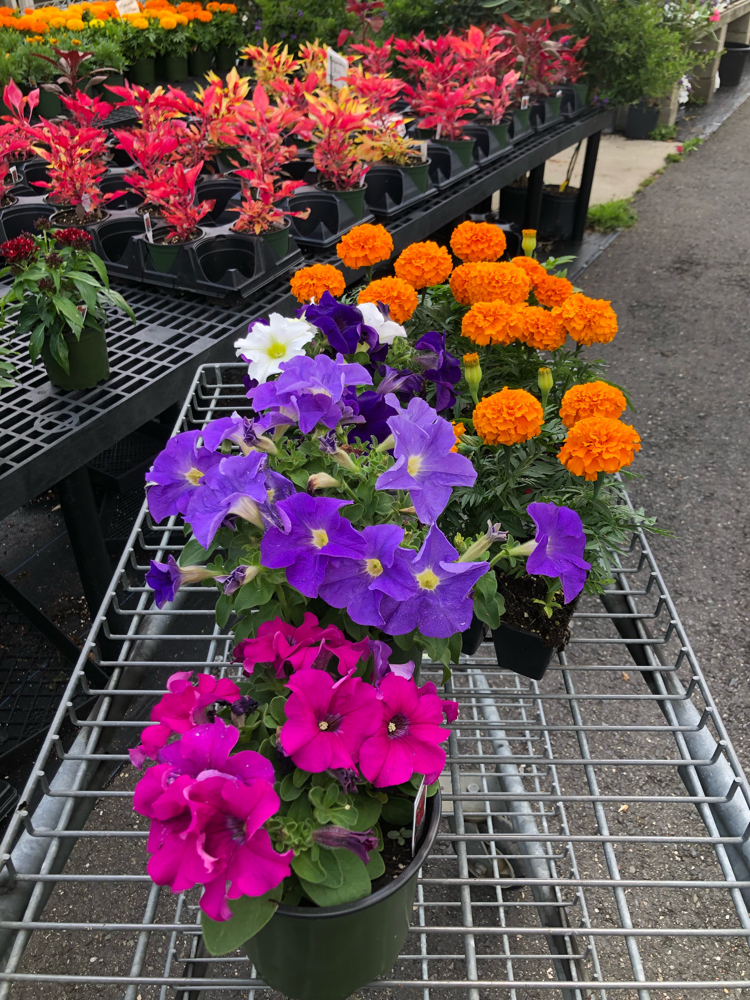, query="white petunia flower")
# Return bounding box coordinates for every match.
[357,301,407,346]
[234,313,316,383]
